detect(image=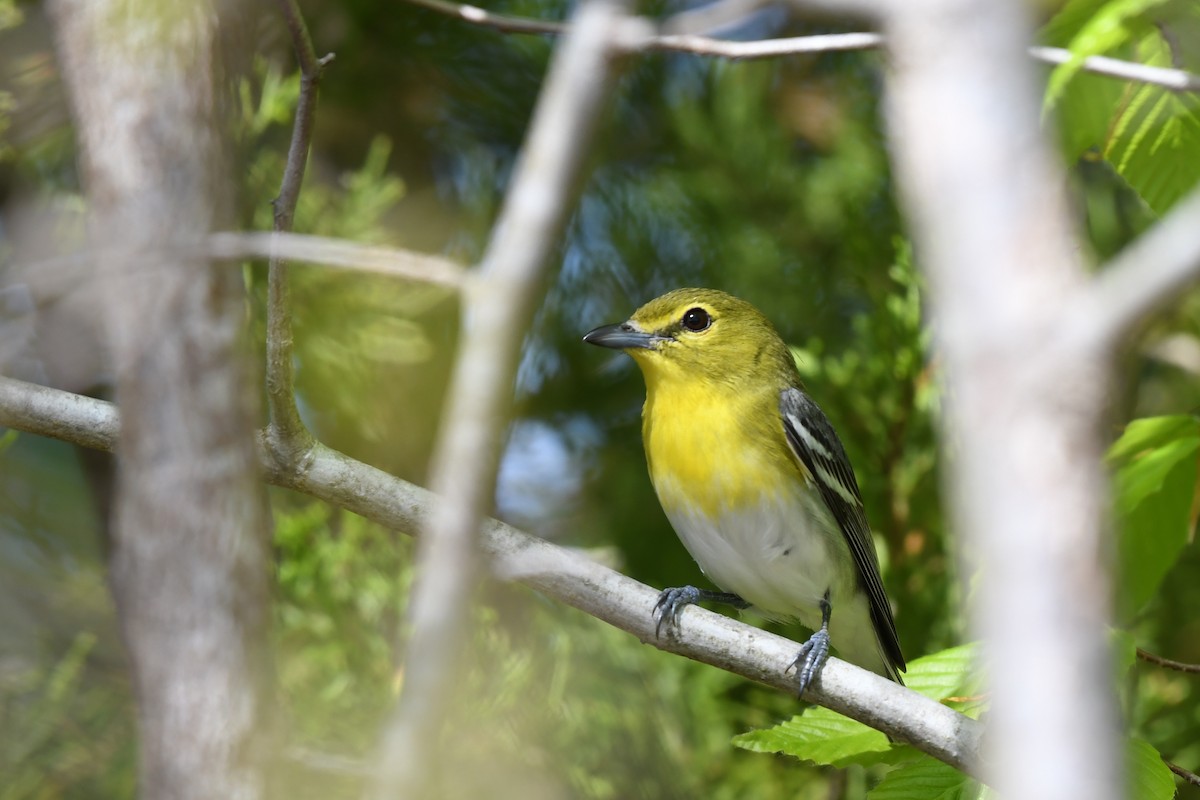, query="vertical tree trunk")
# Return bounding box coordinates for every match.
[48,3,273,798]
